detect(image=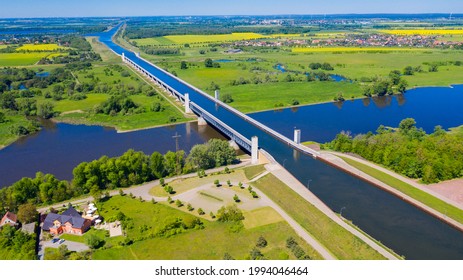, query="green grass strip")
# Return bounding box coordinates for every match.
[254,173,386,260]
[339,156,463,225]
